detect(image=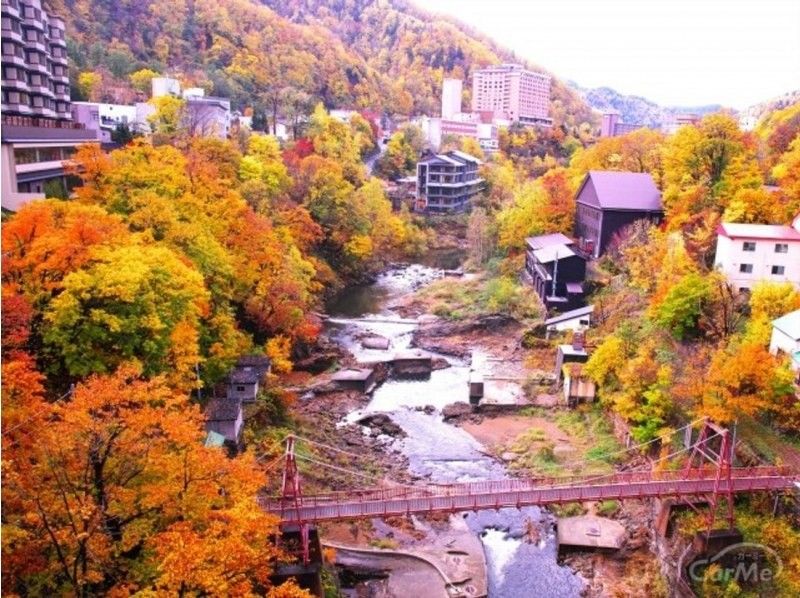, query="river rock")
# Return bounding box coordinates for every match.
[356,413,406,438]
[441,402,473,421]
[431,357,451,370]
[362,335,391,350]
[295,351,340,373]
